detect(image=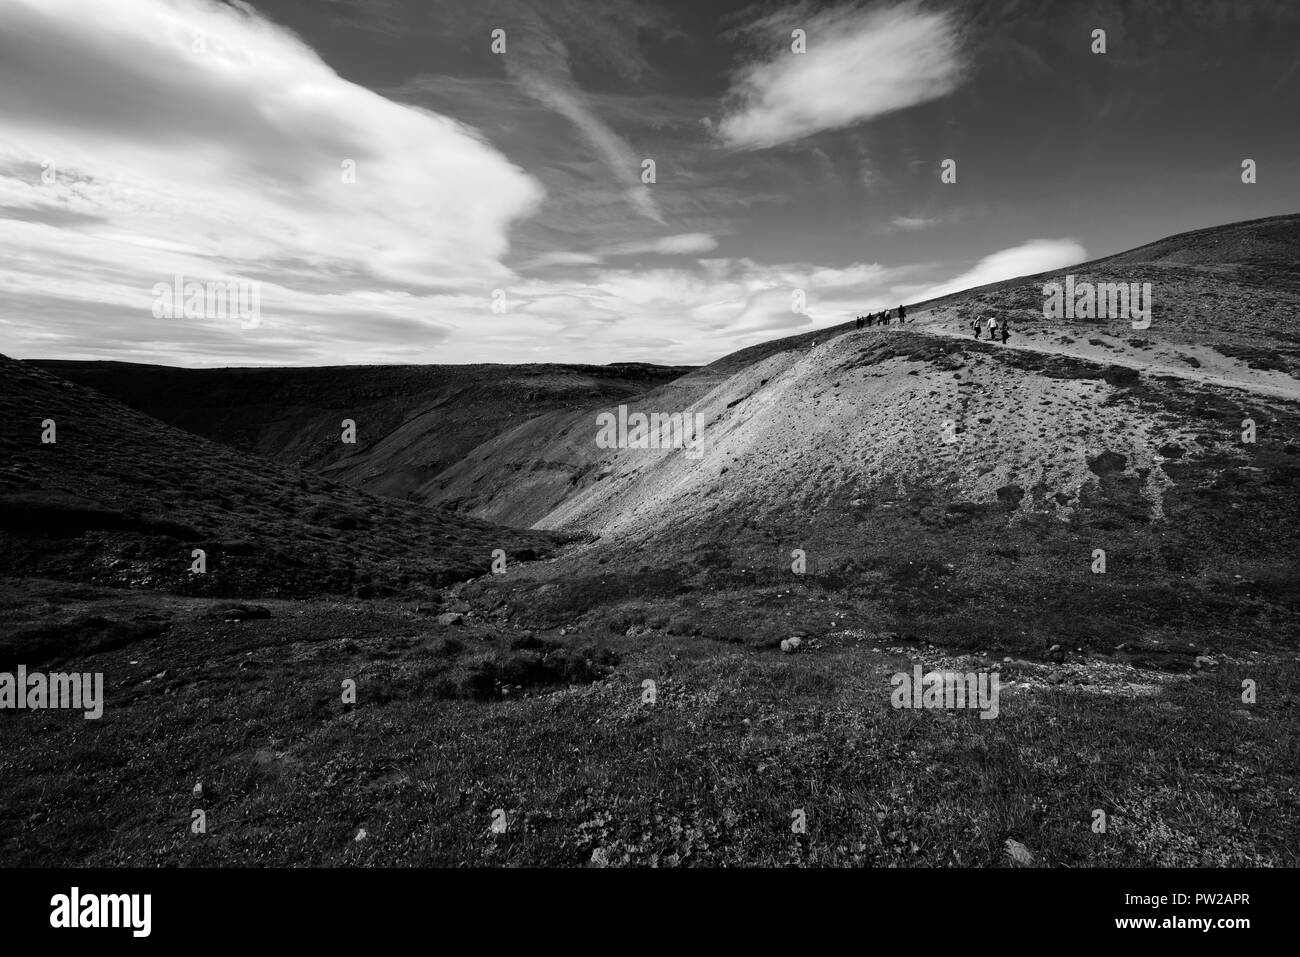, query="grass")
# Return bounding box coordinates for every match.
[0,575,1295,867]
